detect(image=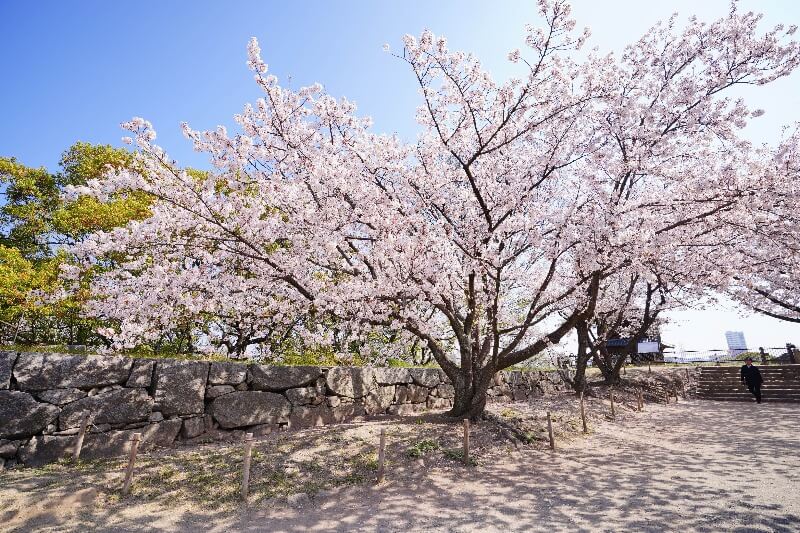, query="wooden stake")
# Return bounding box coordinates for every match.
[241,432,254,500]
[648,362,652,373]
[121,432,142,495]
[377,428,386,483]
[664,389,669,404]
[610,390,616,419]
[579,392,588,434]
[638,390,644,411]
[72,412,93,460]
[546,411,555,450]
[462,419,470,465]
[674,386,679,402]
